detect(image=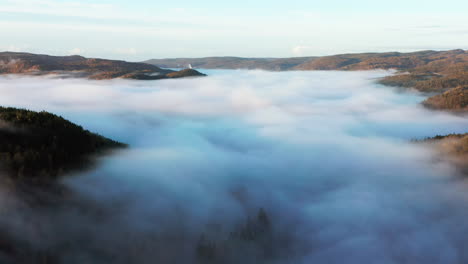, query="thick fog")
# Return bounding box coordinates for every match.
[0,70,468,263]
